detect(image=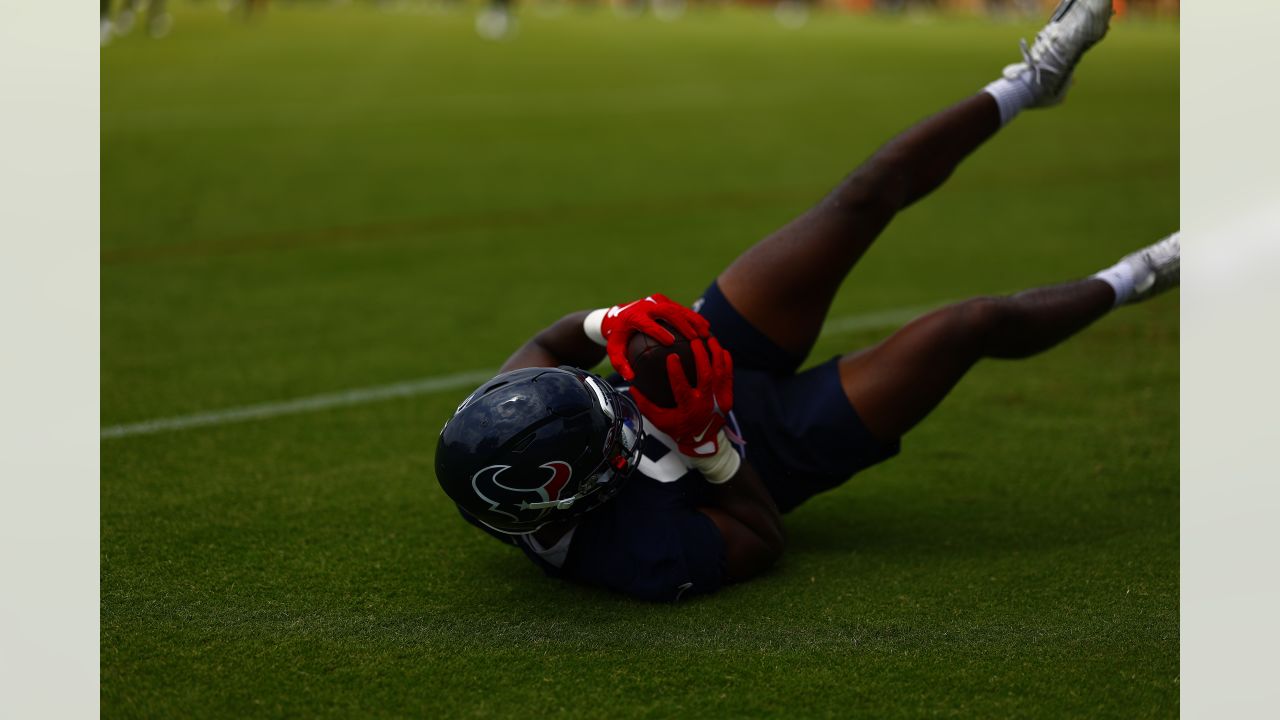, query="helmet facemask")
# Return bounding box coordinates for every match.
[521,370,645,519]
